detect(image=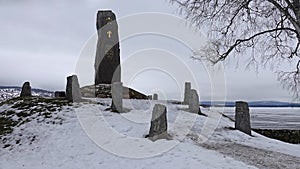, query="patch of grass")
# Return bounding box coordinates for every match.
[16,111,31,118]
[0,96,71,140]
[0,116,18,136]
